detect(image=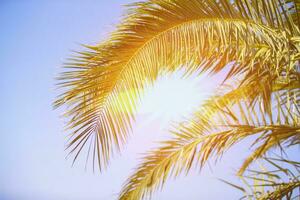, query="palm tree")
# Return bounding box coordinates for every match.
[55,0,300,199]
